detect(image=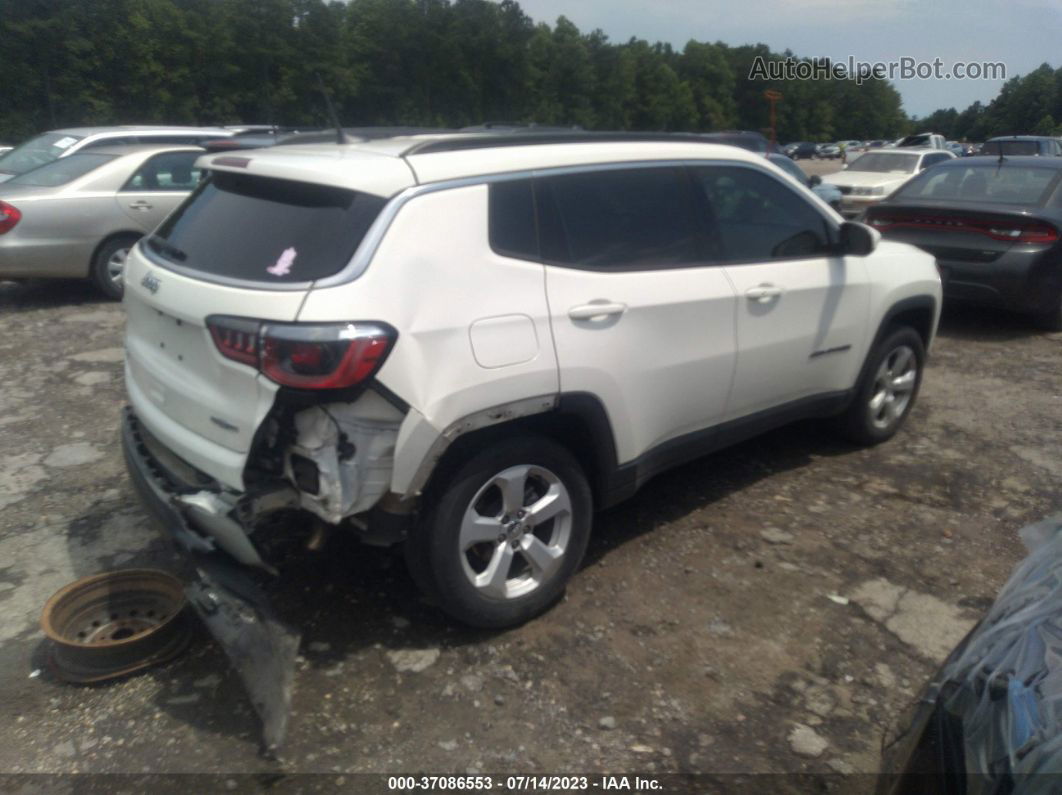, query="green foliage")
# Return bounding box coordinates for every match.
[918,63,1062,141]
[0,0,918,143]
